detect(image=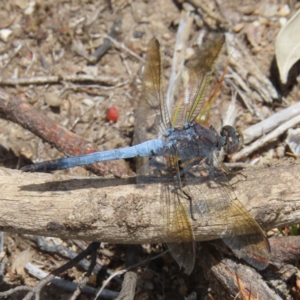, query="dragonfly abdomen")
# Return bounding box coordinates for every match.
[21,139,166,172]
